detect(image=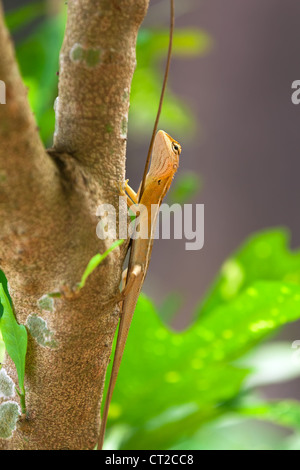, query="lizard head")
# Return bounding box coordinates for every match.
[147,130,181,181]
